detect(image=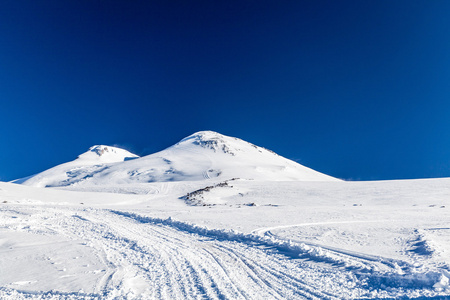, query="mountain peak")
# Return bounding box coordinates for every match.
[179,131,225,143]
[77,145,139,162]
[176,131,243,156]
[89,145,123,157]
[89,145,112,156]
